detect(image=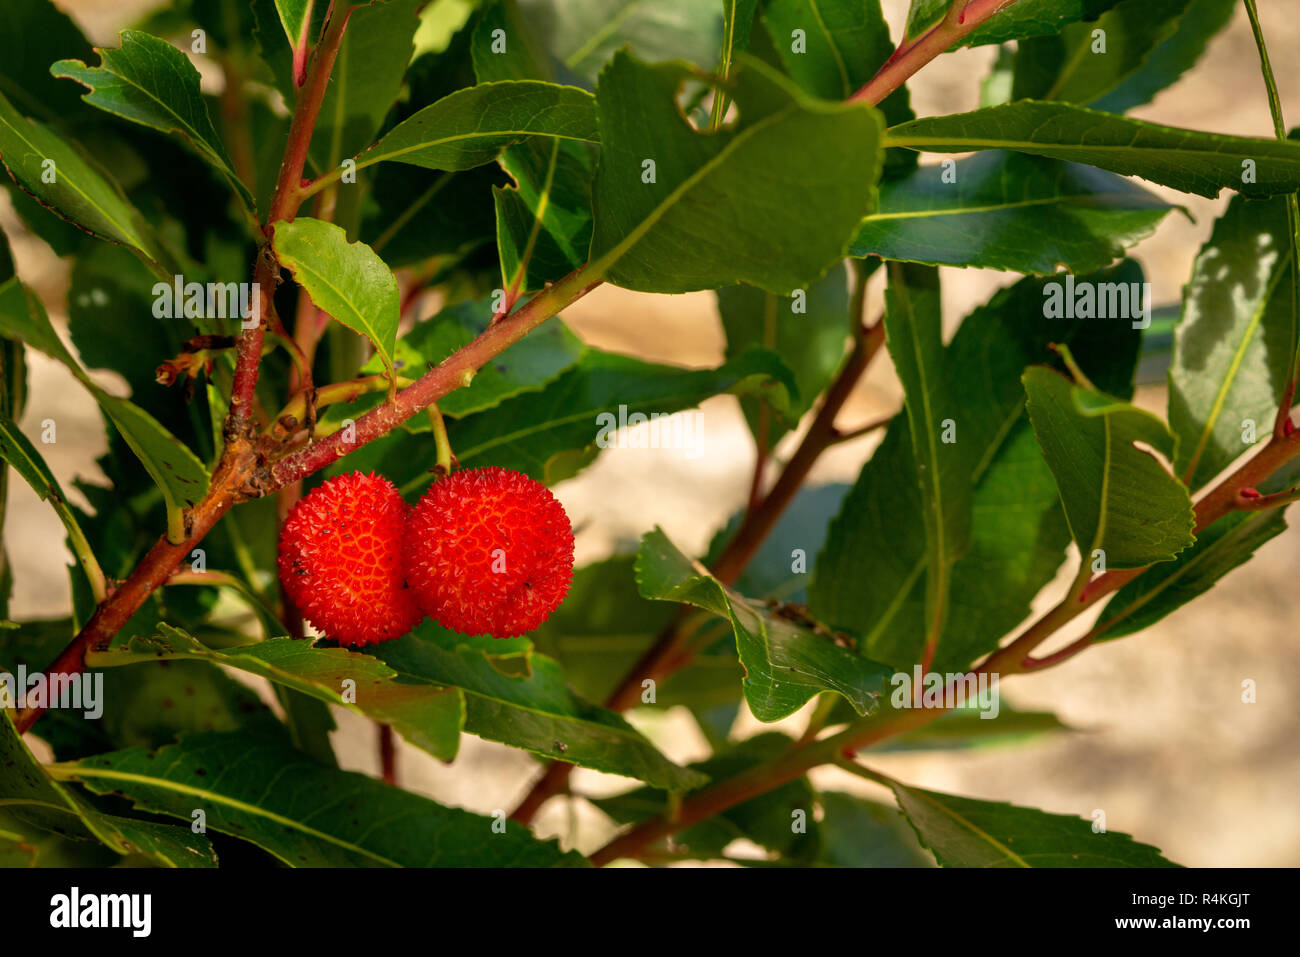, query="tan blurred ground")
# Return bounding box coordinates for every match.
[4,0,1299,866]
